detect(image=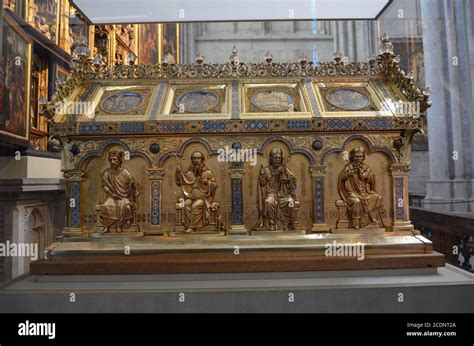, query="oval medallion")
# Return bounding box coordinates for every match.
[325,89,370,111]
[251,90,294,112]
[100,92,145,114]
[175,91,219,113]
